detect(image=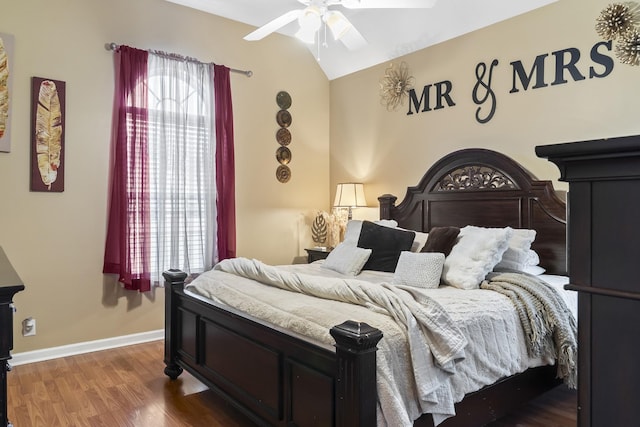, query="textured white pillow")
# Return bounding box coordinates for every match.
[442,226,512,289]
[392,251,445,289]
[495,228,538,271]
[321,242,372,276]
